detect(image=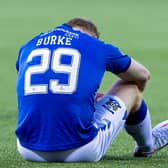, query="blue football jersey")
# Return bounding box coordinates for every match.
[16,24,131,151]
